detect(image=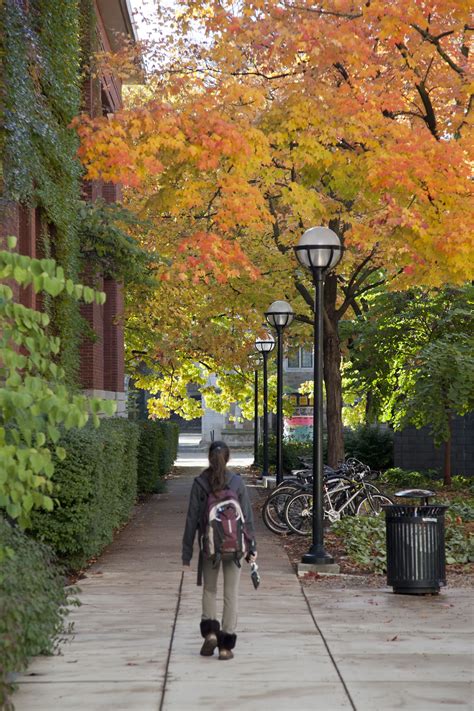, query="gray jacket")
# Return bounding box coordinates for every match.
[182,470,256,565]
